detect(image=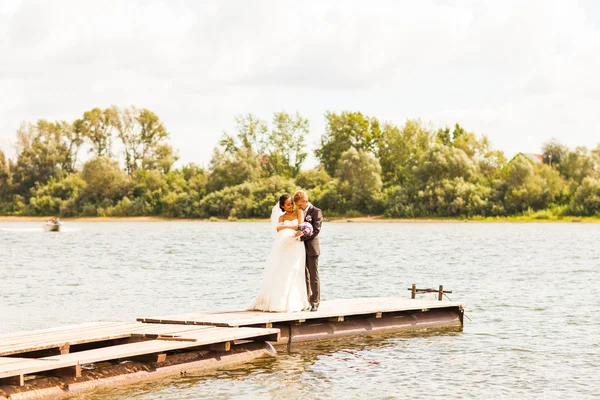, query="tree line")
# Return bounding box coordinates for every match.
[1,107,599,219]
